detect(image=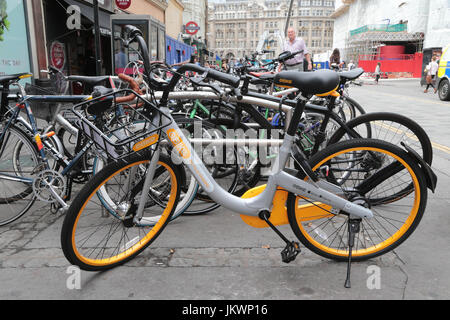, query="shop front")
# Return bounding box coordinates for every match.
[43,0,114,77]
[0,0,33,82]
[111,14,166,75]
